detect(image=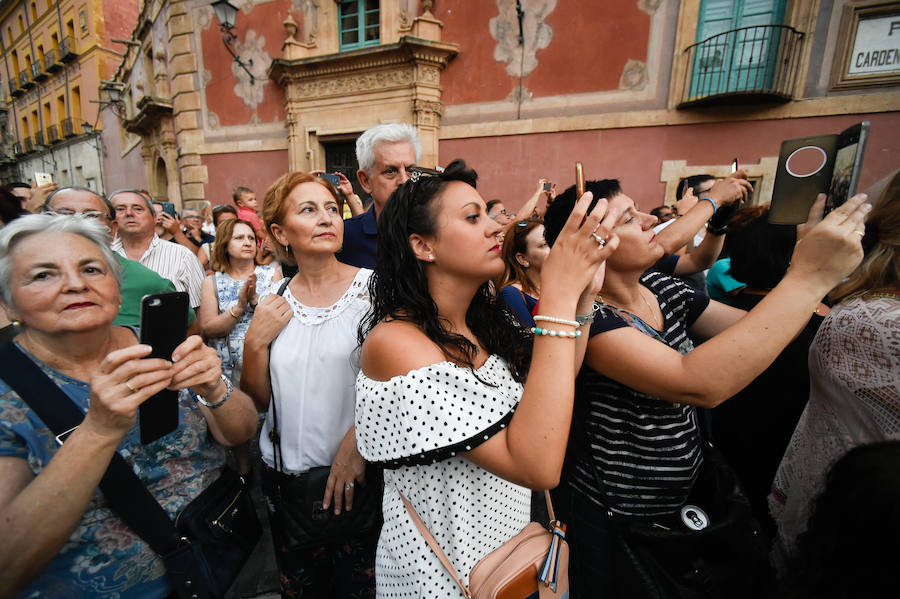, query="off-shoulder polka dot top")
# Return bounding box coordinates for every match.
[356,354,531,597]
